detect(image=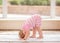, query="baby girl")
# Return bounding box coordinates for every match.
[19,14,43,40]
